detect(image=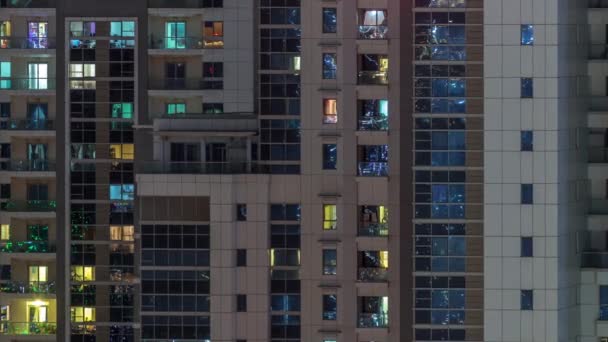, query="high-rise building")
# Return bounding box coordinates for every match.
[0,0,603,341]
